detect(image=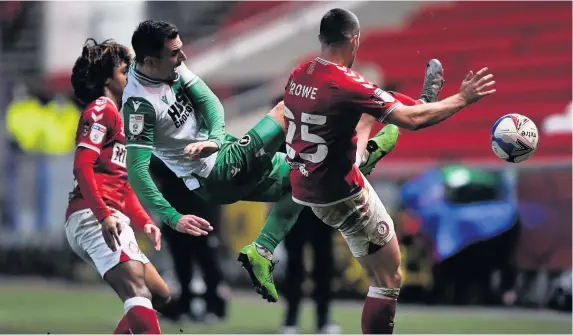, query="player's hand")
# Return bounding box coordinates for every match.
[101,215,122,252]
[175,215,213,236]
[184,141,219,160]
[144,223,162,251]
[459,67,496,105]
